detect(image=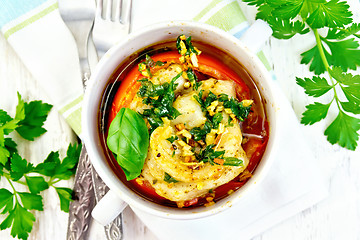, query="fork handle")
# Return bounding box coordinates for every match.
[79,57,91,87]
